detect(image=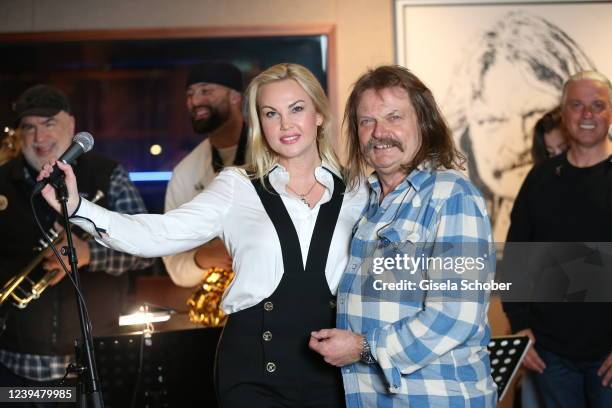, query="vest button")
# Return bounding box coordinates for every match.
[264,301,274,311]
[262,331,273,341]
[329,300,336,309]
[266,362,276,373]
